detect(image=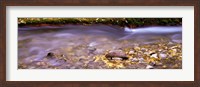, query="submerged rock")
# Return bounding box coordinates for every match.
[88,46,96,54]
[105,50,128,60]
[47,52,55,58]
